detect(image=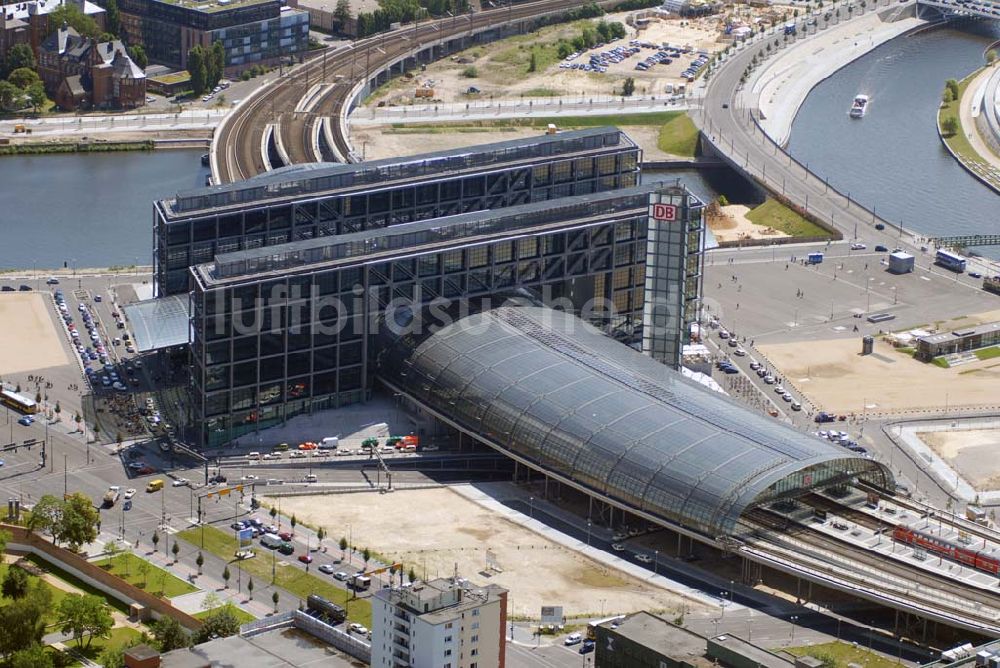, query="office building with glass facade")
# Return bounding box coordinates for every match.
[188,182,704,447]
[154,128,641,296]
